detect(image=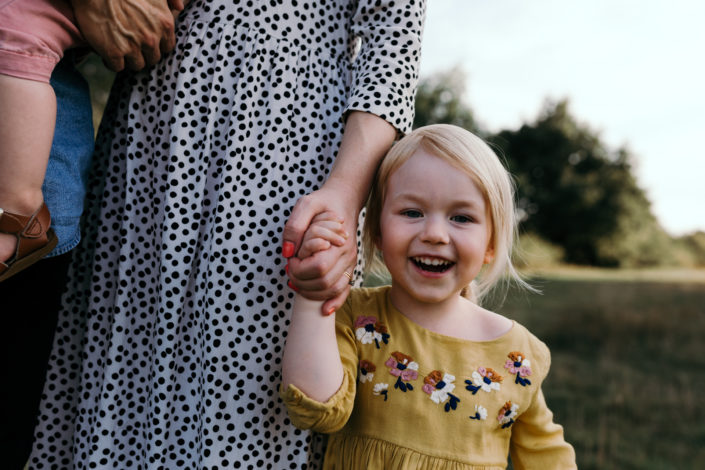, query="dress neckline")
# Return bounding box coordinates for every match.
[381,286,516,345]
